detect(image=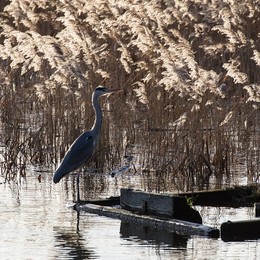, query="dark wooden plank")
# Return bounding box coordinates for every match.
[120,189,150,213]
[177,185,259,206]
[221,219,260,241]
[120,189,202,224]
[147,193,175,216]
[120,189,176,216]
[77,203,219,238]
